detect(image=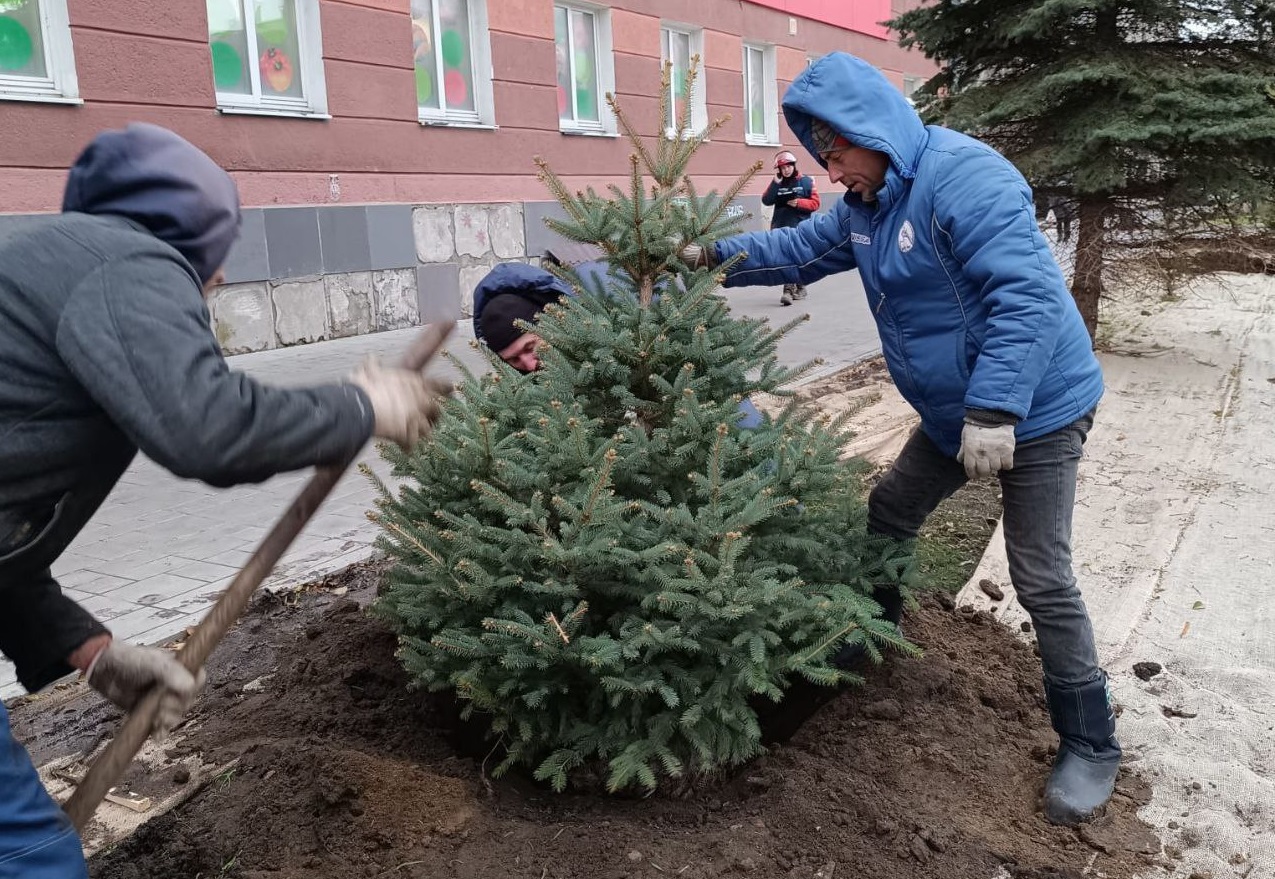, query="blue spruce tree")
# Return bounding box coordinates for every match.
[371,61,916,793]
